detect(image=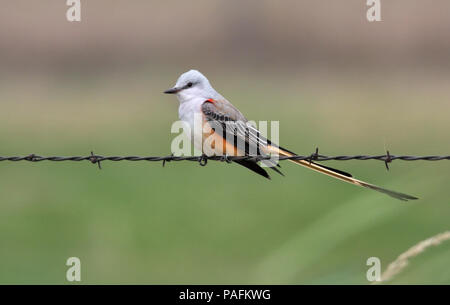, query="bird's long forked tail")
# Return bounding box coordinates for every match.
[267,146,418,201]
